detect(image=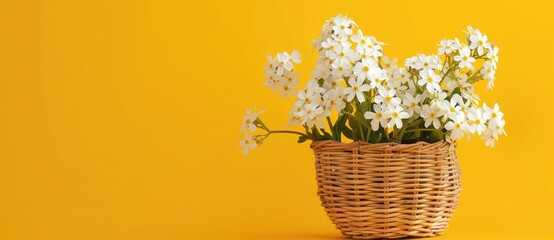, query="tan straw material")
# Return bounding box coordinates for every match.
[311,140,461,239]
